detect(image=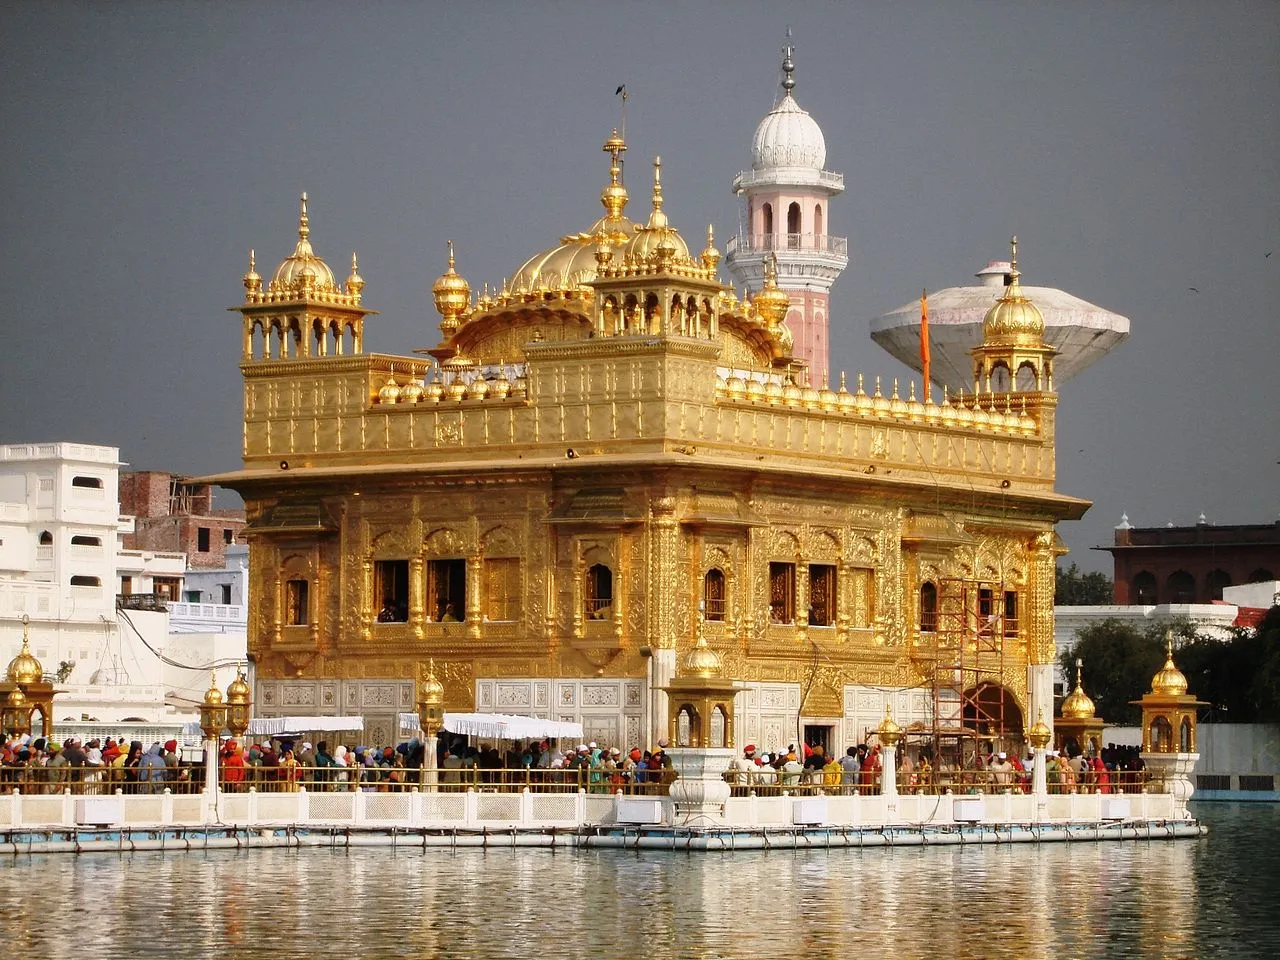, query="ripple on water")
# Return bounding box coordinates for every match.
[1,804,1278,959]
